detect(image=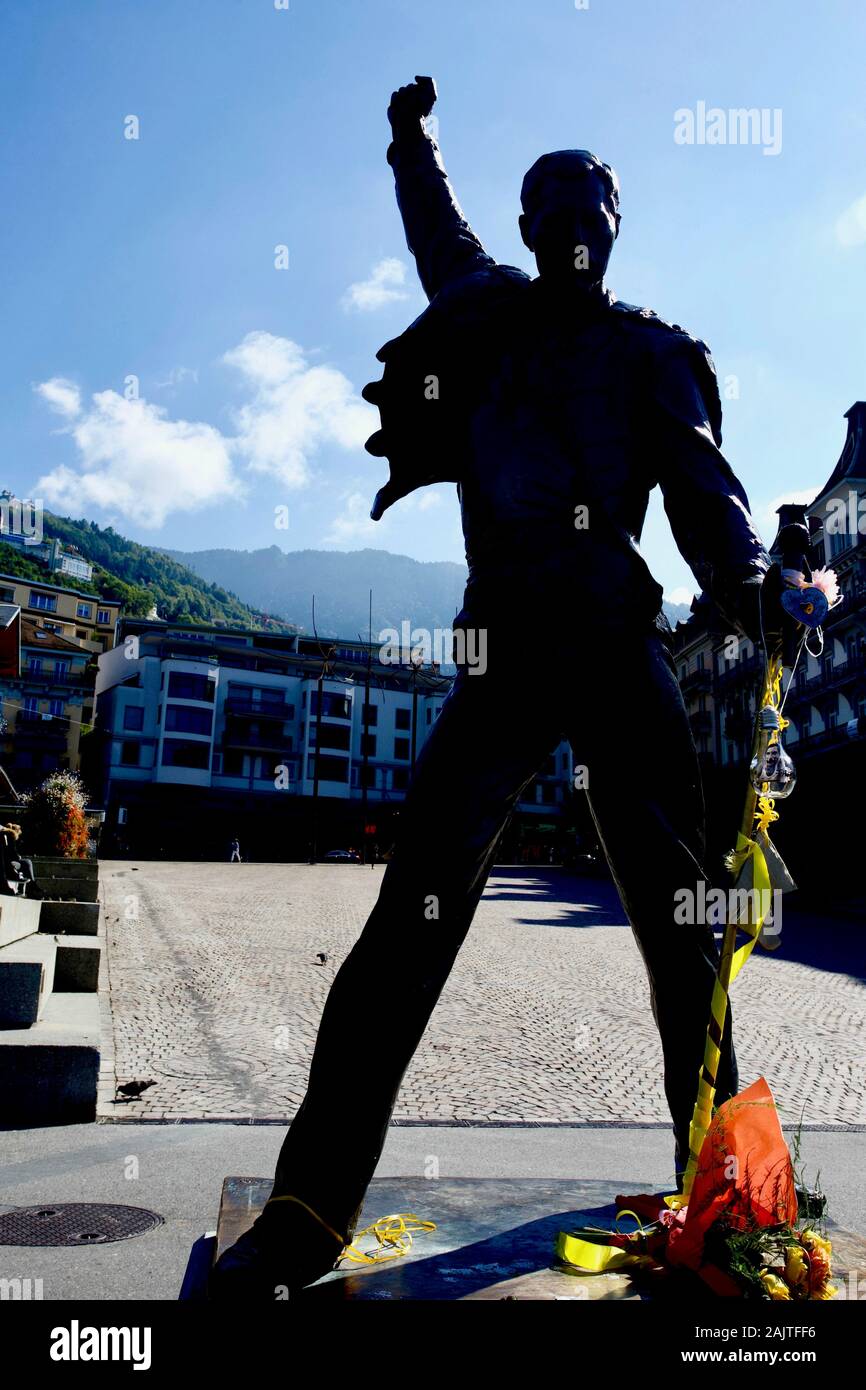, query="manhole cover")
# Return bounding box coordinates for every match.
[0,1203,164,1247]
[160,1052,265,1081]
